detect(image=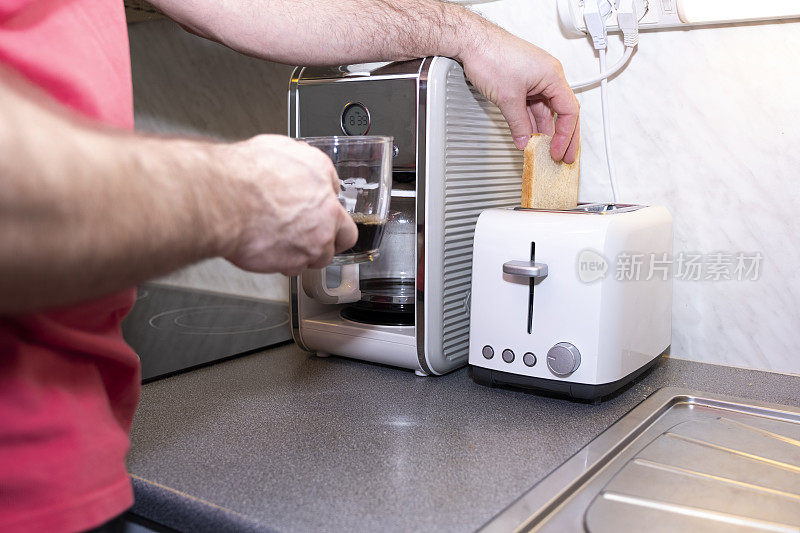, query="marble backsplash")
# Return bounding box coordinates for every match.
[129,6,800,374]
